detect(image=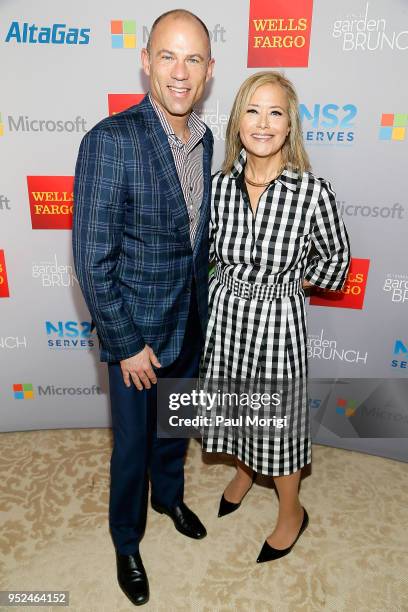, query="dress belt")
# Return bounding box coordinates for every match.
[215,266,303,300]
